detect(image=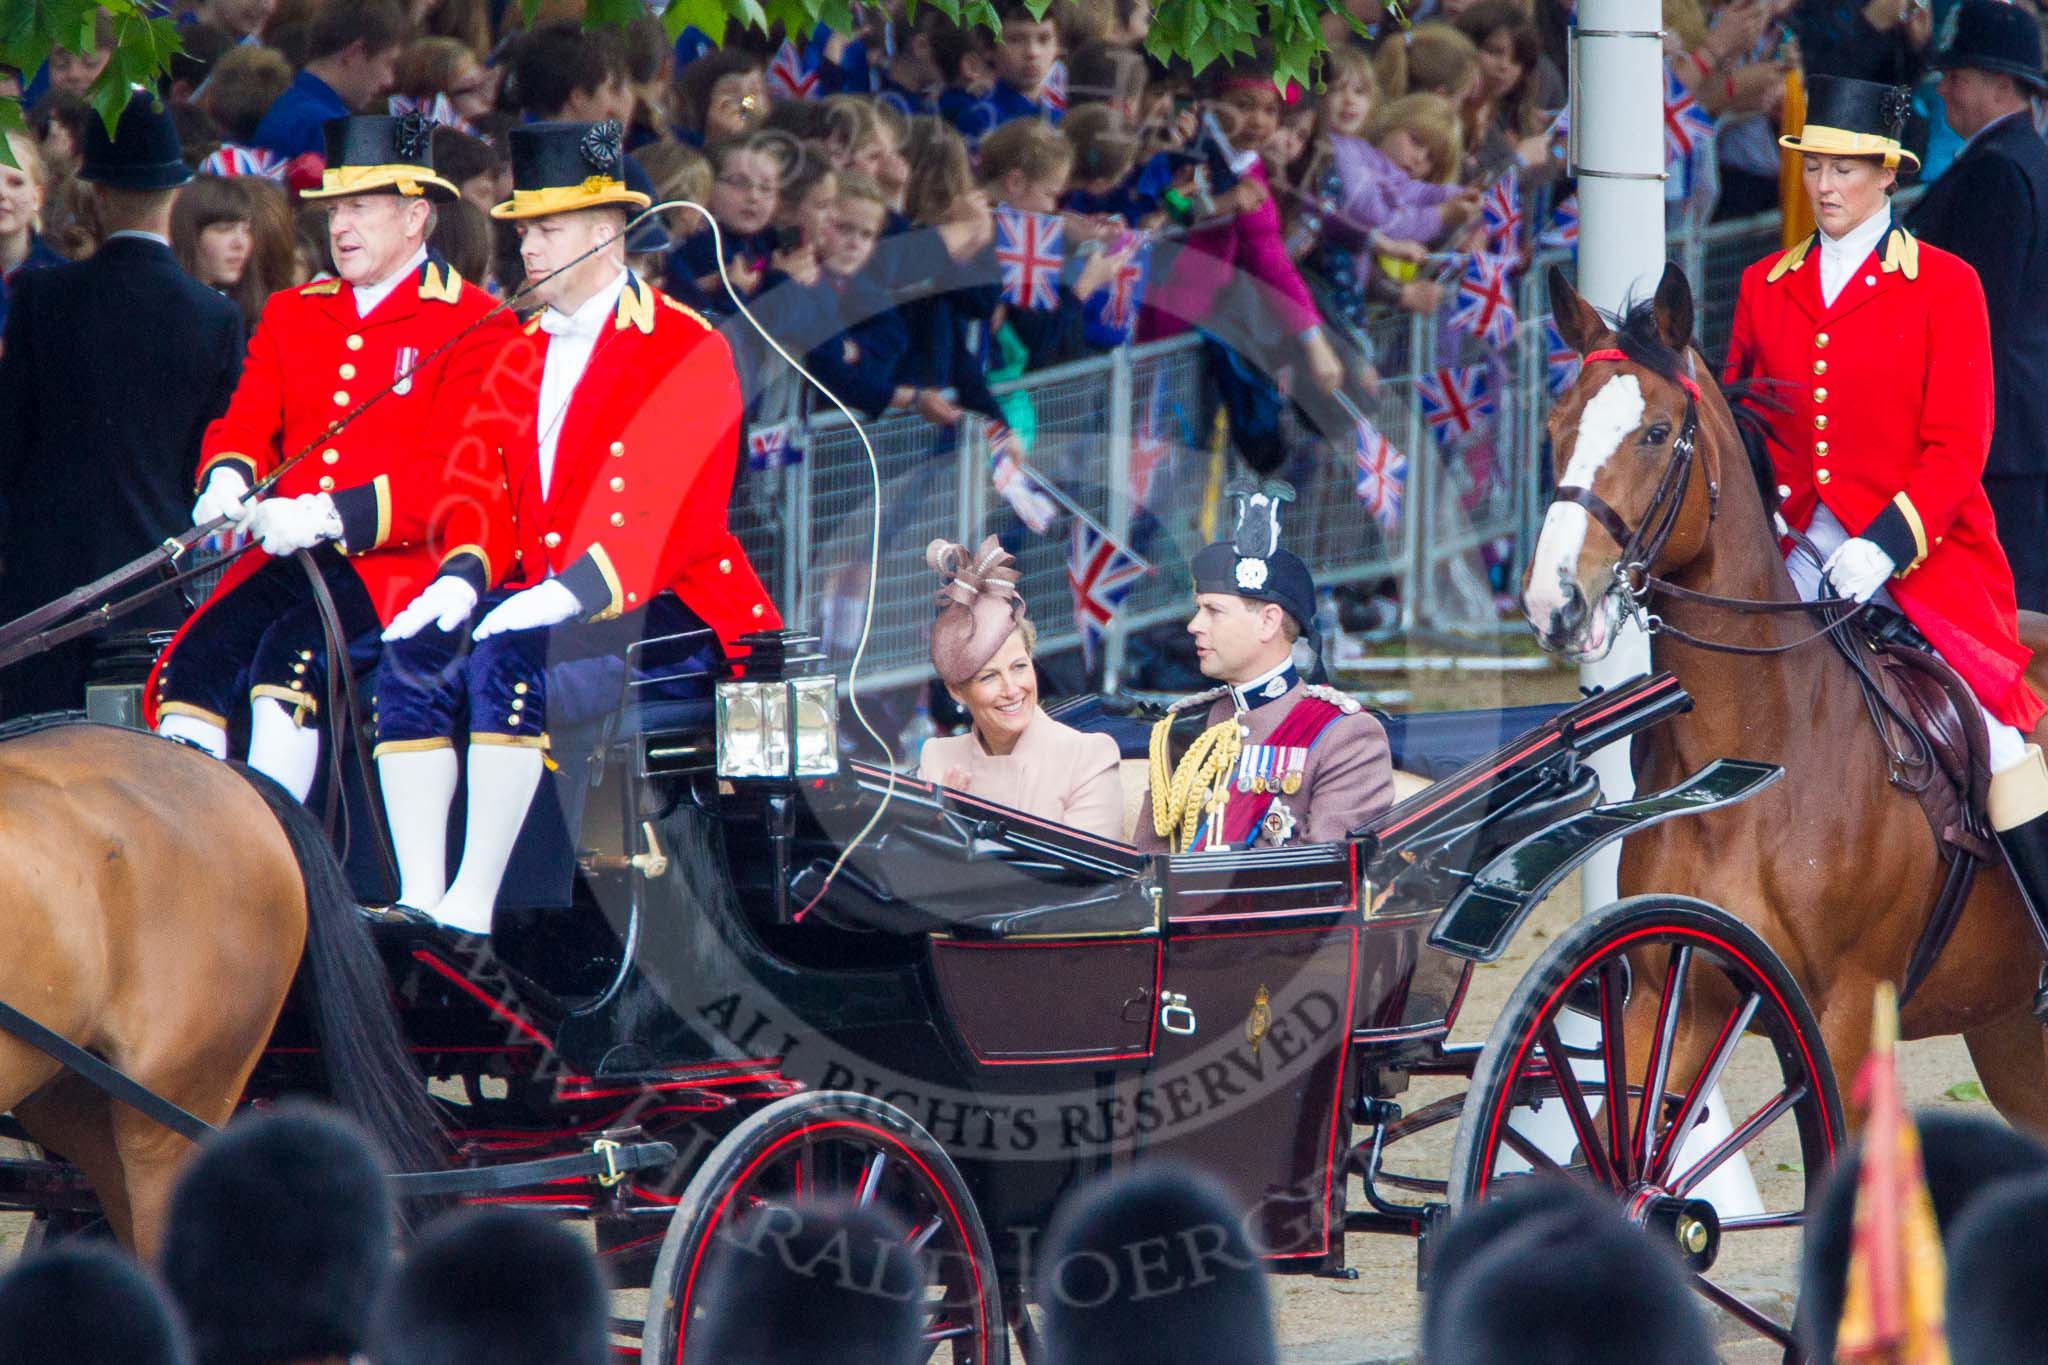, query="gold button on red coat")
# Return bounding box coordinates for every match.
[318,476,335,491]
[346,335,364,351]
[1814,414,1827,430]
[609,441,625,456]
[322,449,339,465]
[1817,468,1832,483]
[339,363,356,380]
[1816,332,1830,348]
[544,531,562,548]
[1814,388,1827,403]
[609,512,625,527]
[609,477,624,492]
[1816,440,1829,456]
[1813,359,1827,375]
[333,390,349,406]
